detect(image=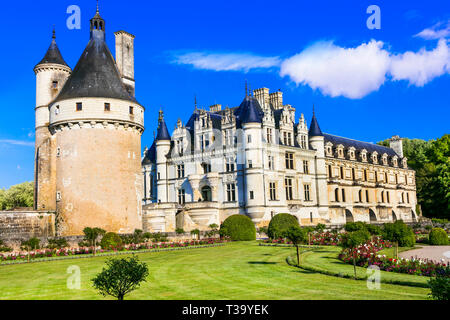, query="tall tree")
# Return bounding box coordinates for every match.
[0,182,34,210]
